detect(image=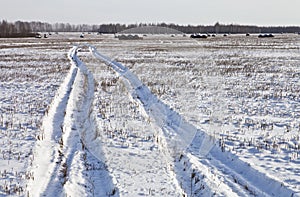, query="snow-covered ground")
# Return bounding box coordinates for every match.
[1,33,300,196]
